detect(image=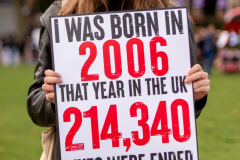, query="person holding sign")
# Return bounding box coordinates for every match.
[27,0,210,160]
